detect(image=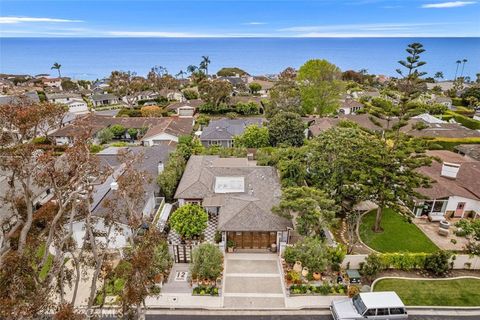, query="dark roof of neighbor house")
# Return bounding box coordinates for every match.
[91,145,174,223]
[200,118,265,141]
[142,117,194,140]
[308,114,480,139]
[415,150,480,200]
[166,99,204,111]
[50,114,193,139]
[174,155,292,231]
[91,93,118,101]
[0,91,40,105]
[455,144,480,161]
